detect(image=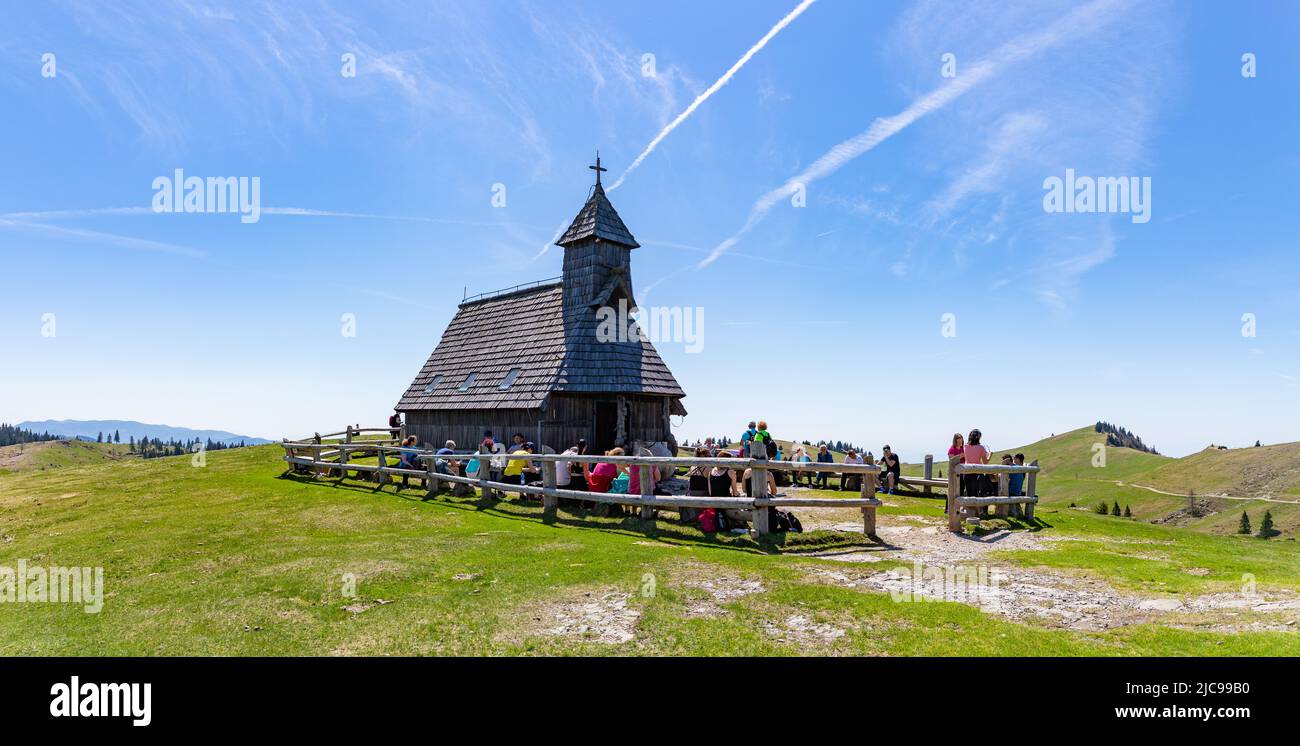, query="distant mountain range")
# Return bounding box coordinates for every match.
[17,420,272,446]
